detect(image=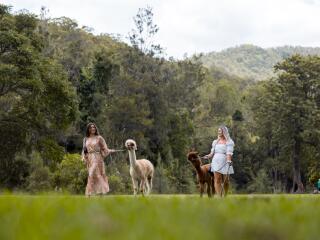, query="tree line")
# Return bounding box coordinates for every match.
[1,4,320,194]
